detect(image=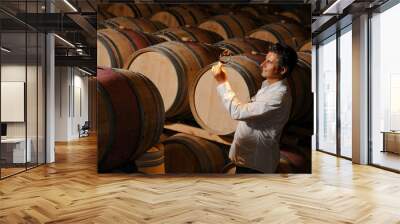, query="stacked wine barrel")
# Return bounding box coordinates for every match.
[97,3,312,173]
[97,68,165,172]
